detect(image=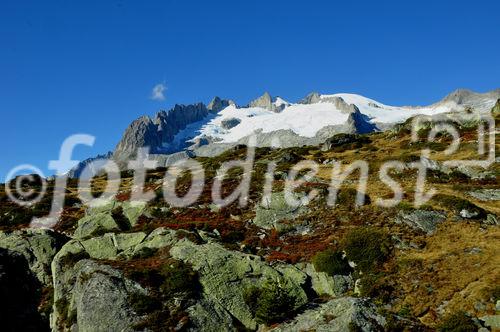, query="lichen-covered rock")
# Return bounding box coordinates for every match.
[302,263,353,297]
[74,201,146,239]
[186,298,237,332]
[468,189,500,201]
[395,209,447,235]
[269,297,386,332]
[253,192,308,231]
[53,259,145,332]
[0,228,68,286]
[170,240,309,330]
